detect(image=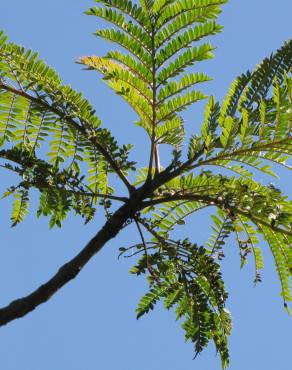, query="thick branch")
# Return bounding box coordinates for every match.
[0,198,140,327]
